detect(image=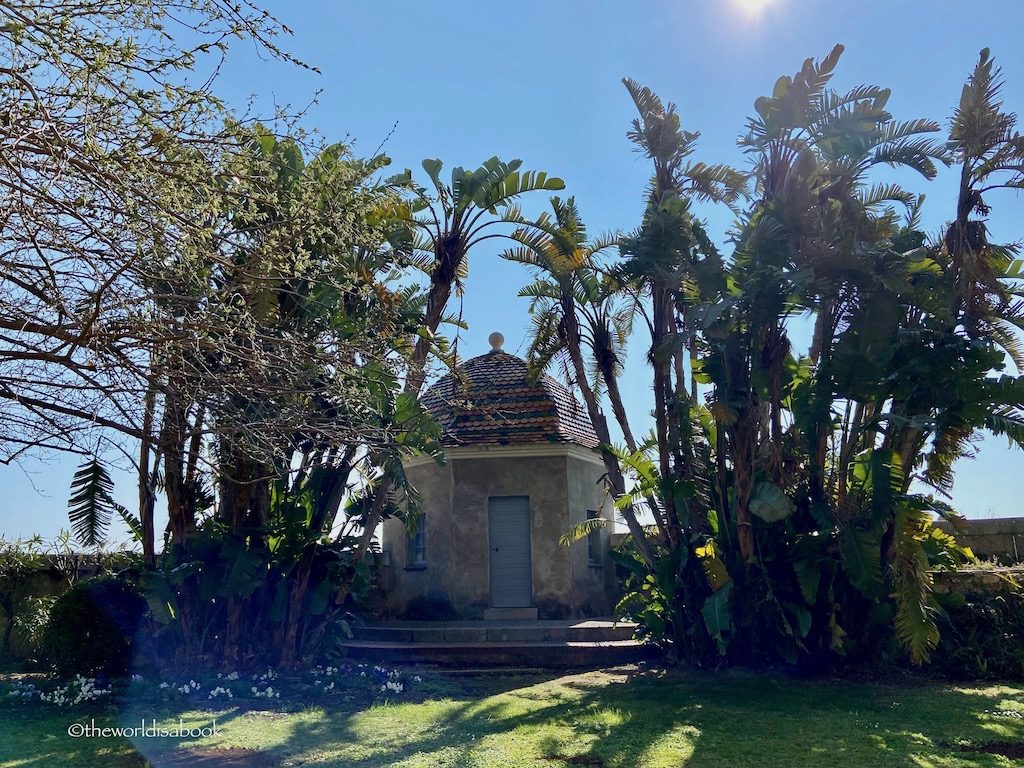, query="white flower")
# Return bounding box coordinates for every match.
[252,684,279,699]
[37,677,110,707]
